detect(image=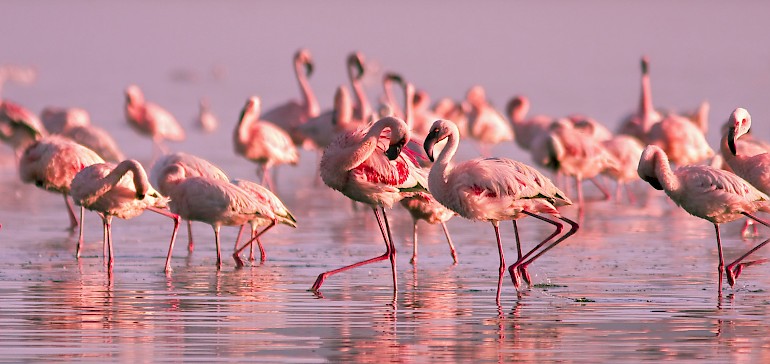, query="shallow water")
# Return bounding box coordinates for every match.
[3,1,770,362]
